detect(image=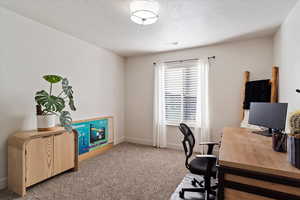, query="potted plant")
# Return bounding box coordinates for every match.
[35,75,76,132]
